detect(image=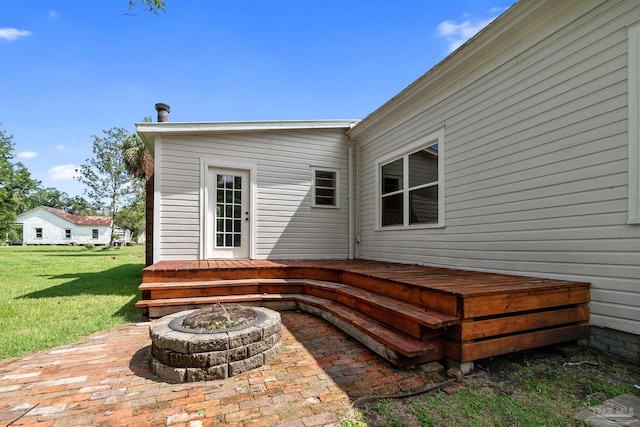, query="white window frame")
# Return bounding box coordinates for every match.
[628,20,640,224]
[311,167,340,209]
[35,228,43,239]
[92,229,99,239]
[375,128,445,230]
[64,228,71,239]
